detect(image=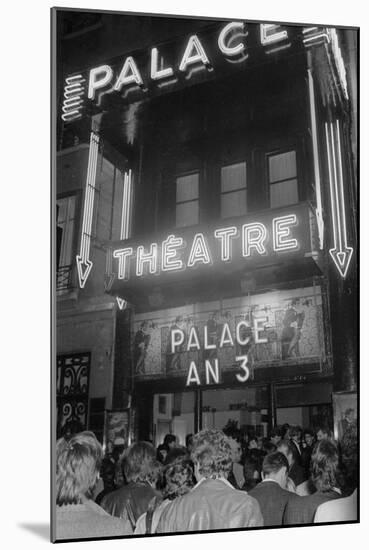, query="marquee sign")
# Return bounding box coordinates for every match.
[108,202,318,292]
[61,23,347,122]
[133,286,324,386]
